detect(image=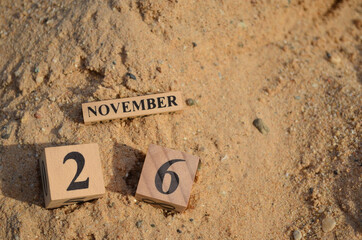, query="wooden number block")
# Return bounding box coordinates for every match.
[135,144,199,212]
[39,143,105,209]
[82,91,184,124]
